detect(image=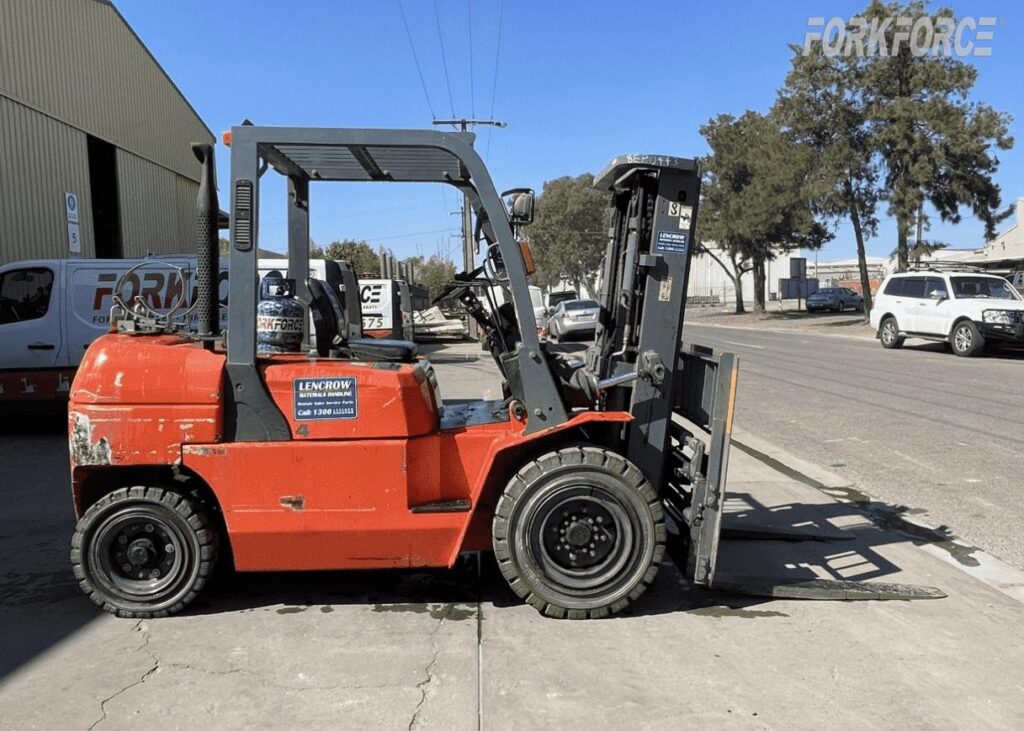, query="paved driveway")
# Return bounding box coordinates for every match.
[2,345,1023,729]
